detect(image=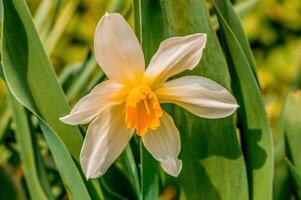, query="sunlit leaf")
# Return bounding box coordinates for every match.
[273,91,301,199]
[44,0,80,54]
[273,99,292,200]
[211,0,258,82]
[159,0,249,199]
[2,0,82,158]
[211,0,258,31]
[65,53,97,103]
[34,0,52,31]
[283,91,301,171]
[1,0,101,199]
[40,122,91,200]
[212,1,274,199]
